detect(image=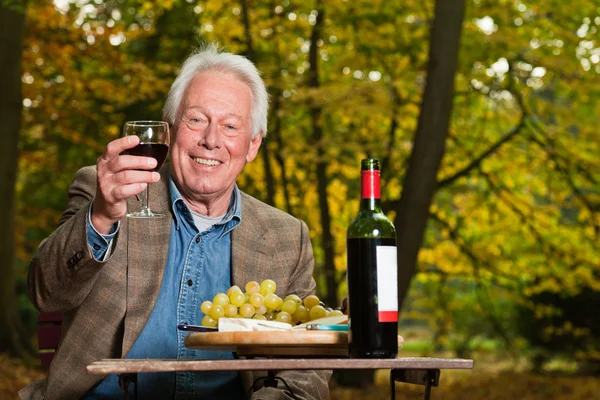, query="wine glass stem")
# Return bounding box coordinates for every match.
[141,186,150,214]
